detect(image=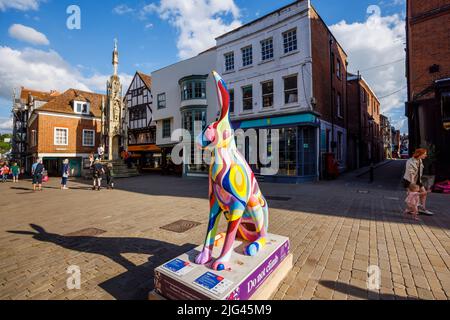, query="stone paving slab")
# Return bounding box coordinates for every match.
[0,160,449,300]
